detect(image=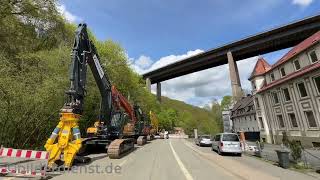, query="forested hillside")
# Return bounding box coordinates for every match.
[159,97,223,135]
[0,0,222,150]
